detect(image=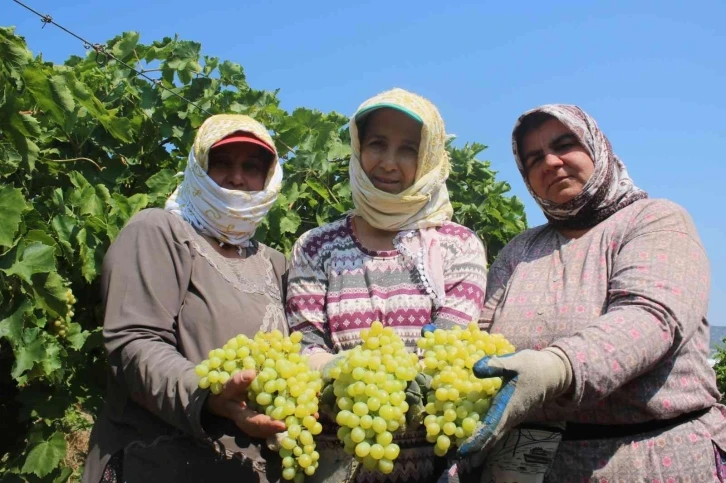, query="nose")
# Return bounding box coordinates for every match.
[228,165,246,188]
[542,152,564,170]
[378,149,397,171]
